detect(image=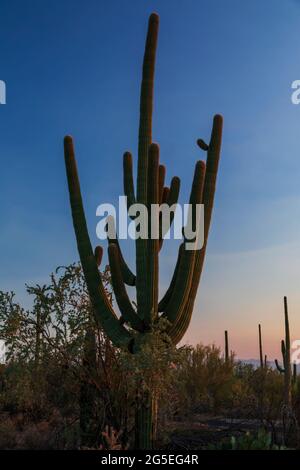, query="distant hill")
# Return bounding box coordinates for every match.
[240,358,299,372]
